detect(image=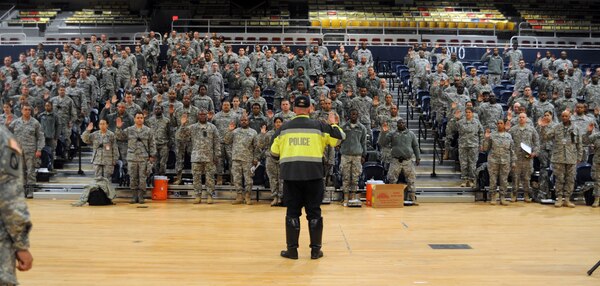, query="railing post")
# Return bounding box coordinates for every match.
[431,131,437,177]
